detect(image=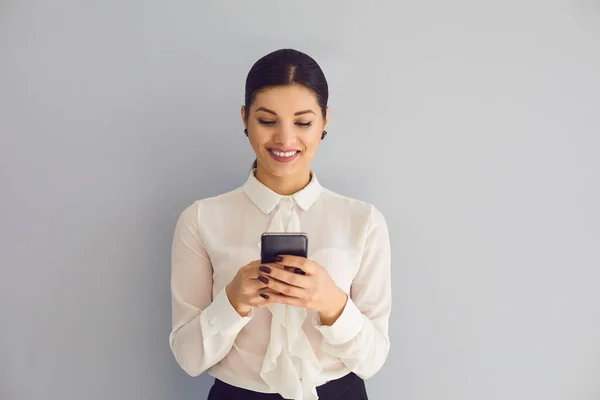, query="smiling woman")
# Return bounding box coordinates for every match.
[169,49,391,400]
[242,49,330,195]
